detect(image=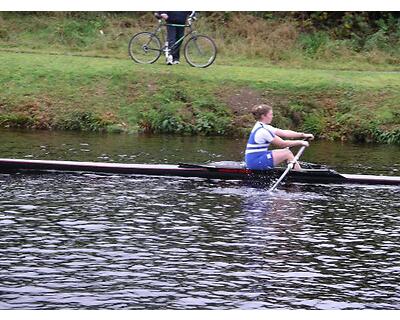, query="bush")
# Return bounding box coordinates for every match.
[55,111,112,131]
[299,31,330,57]
[138,103,188,134]
[302,113,325,136]
[370,126,400,144]
[364,30,390,51]
[138,99,233,135]
[0,114,33,127]
[53,18,106,47]
[194,112,231,135]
